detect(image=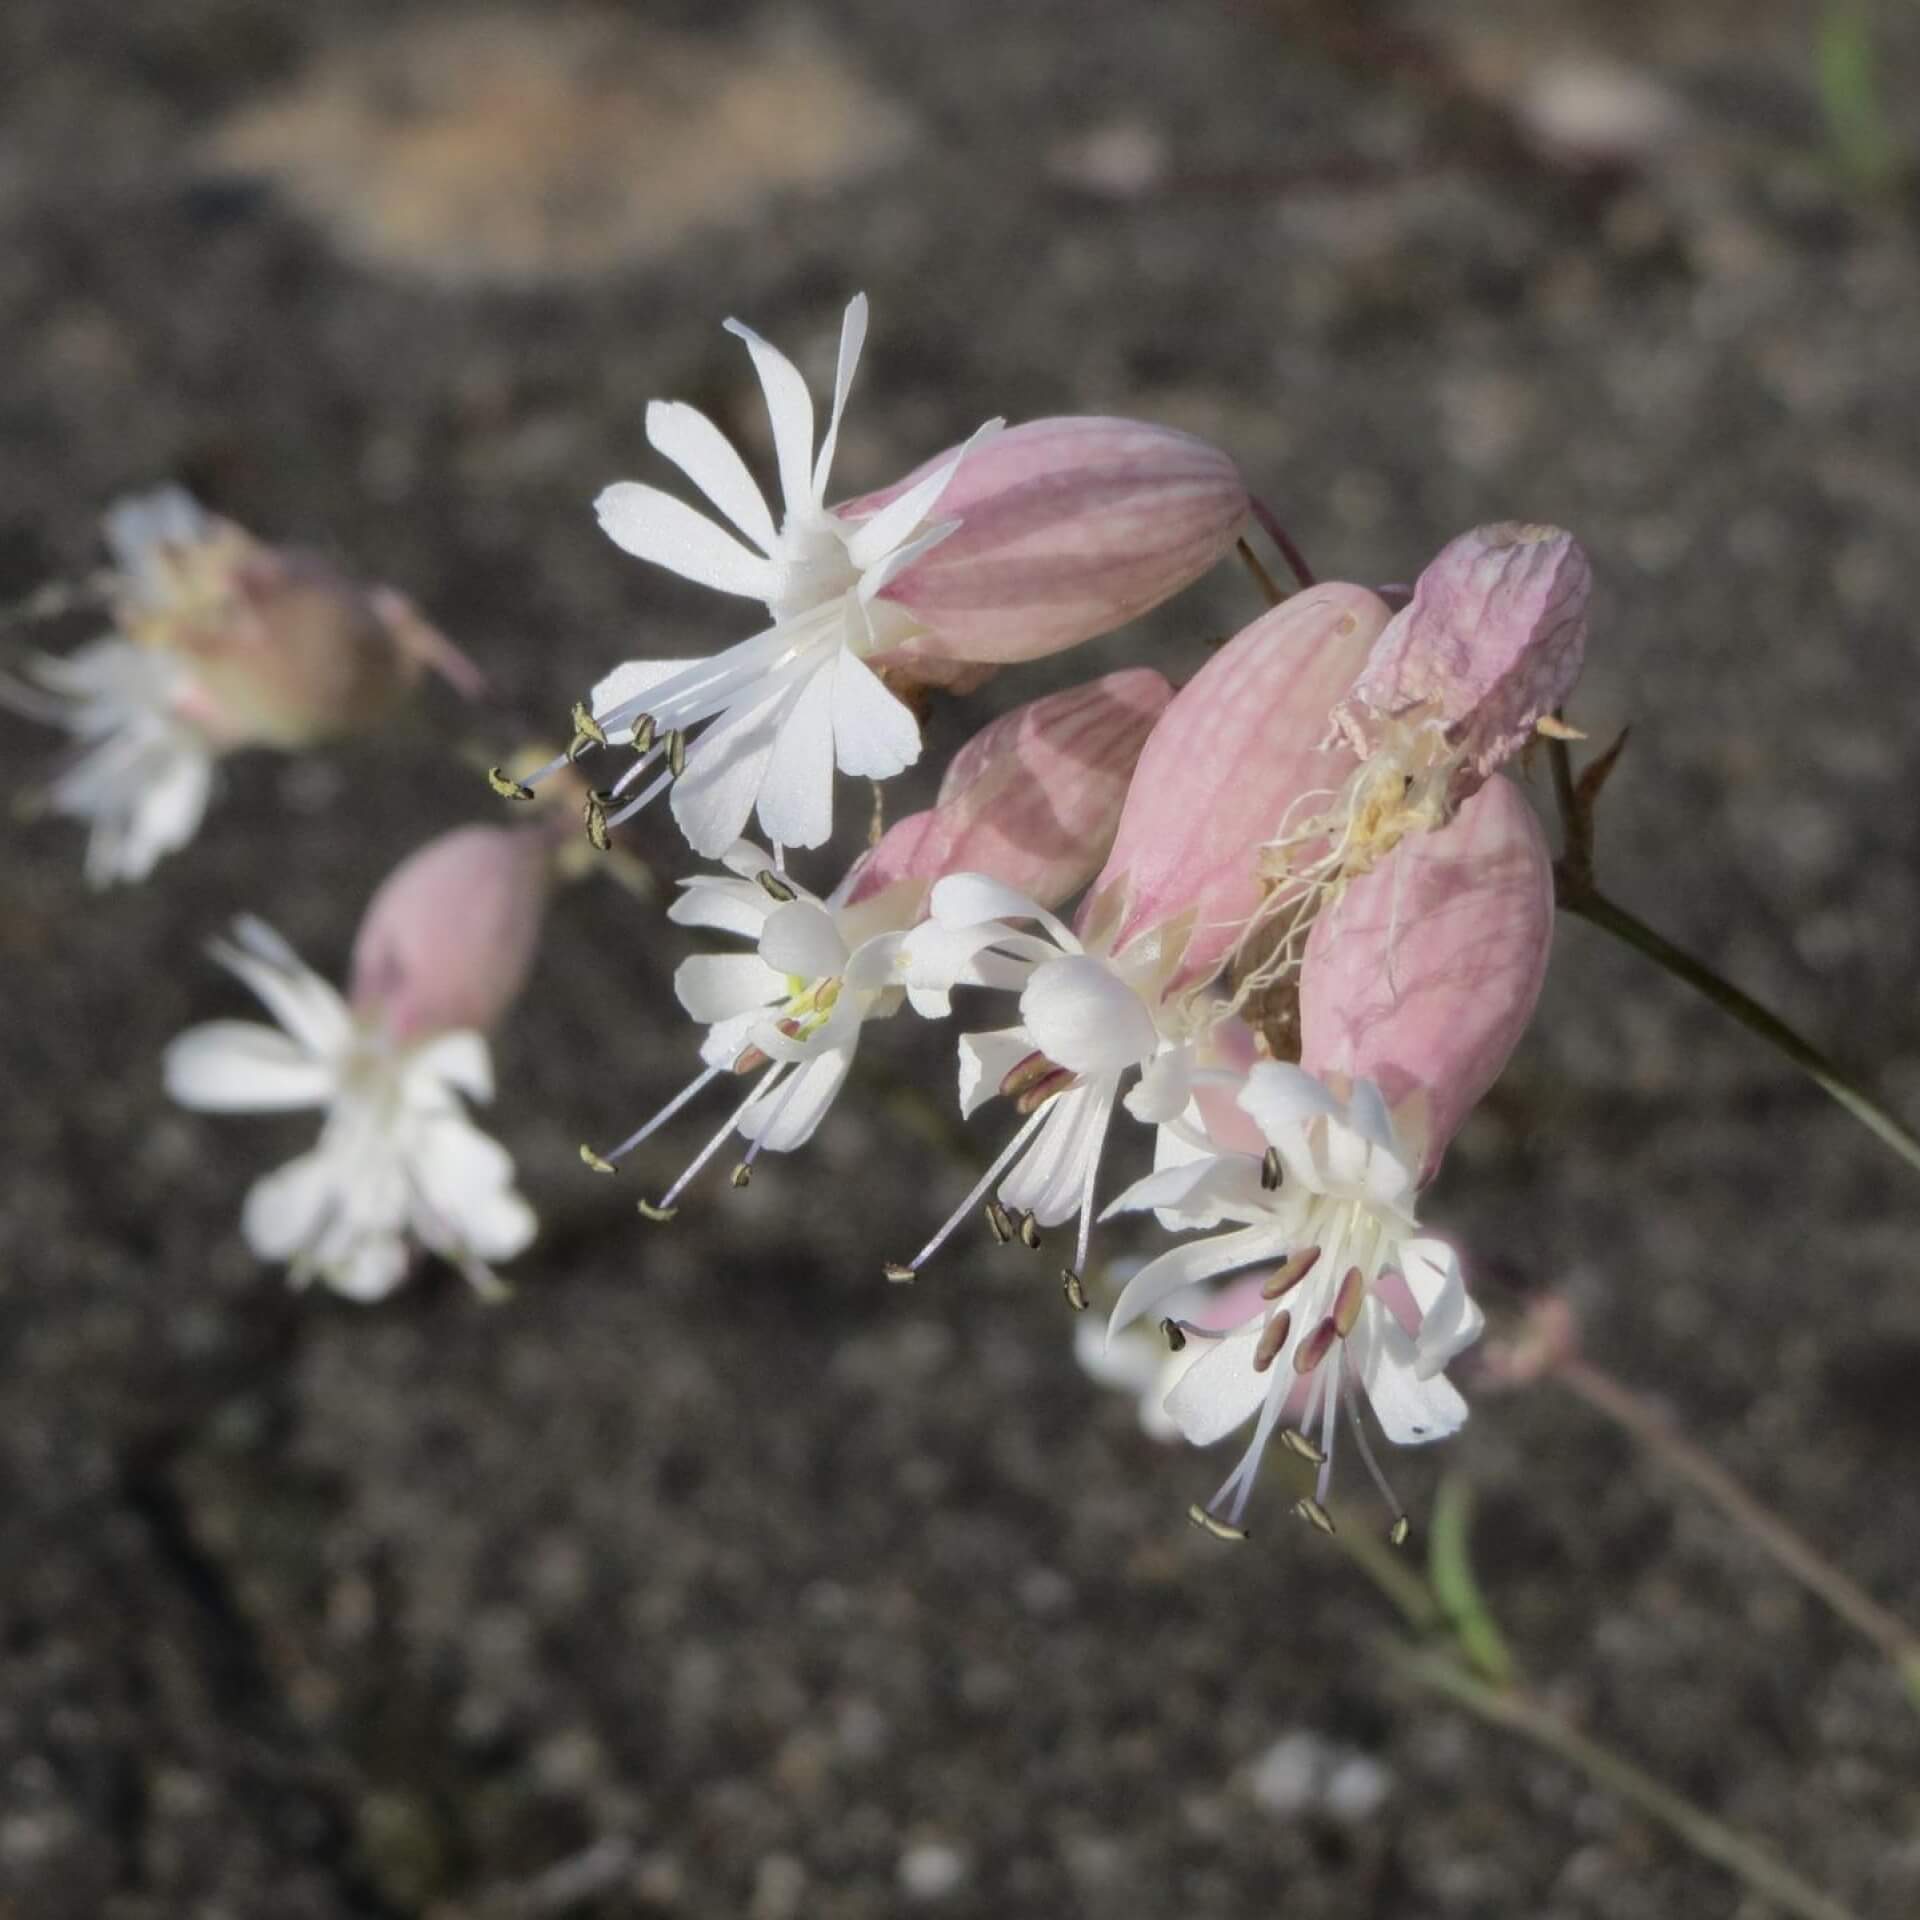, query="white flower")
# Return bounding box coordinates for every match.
[164,917,535,1300]
[560,296,999,858]
[582,841,932,1209]
[1104,1061,1483,1536]
[2,488,226,886]
[888,874,1207,1285]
